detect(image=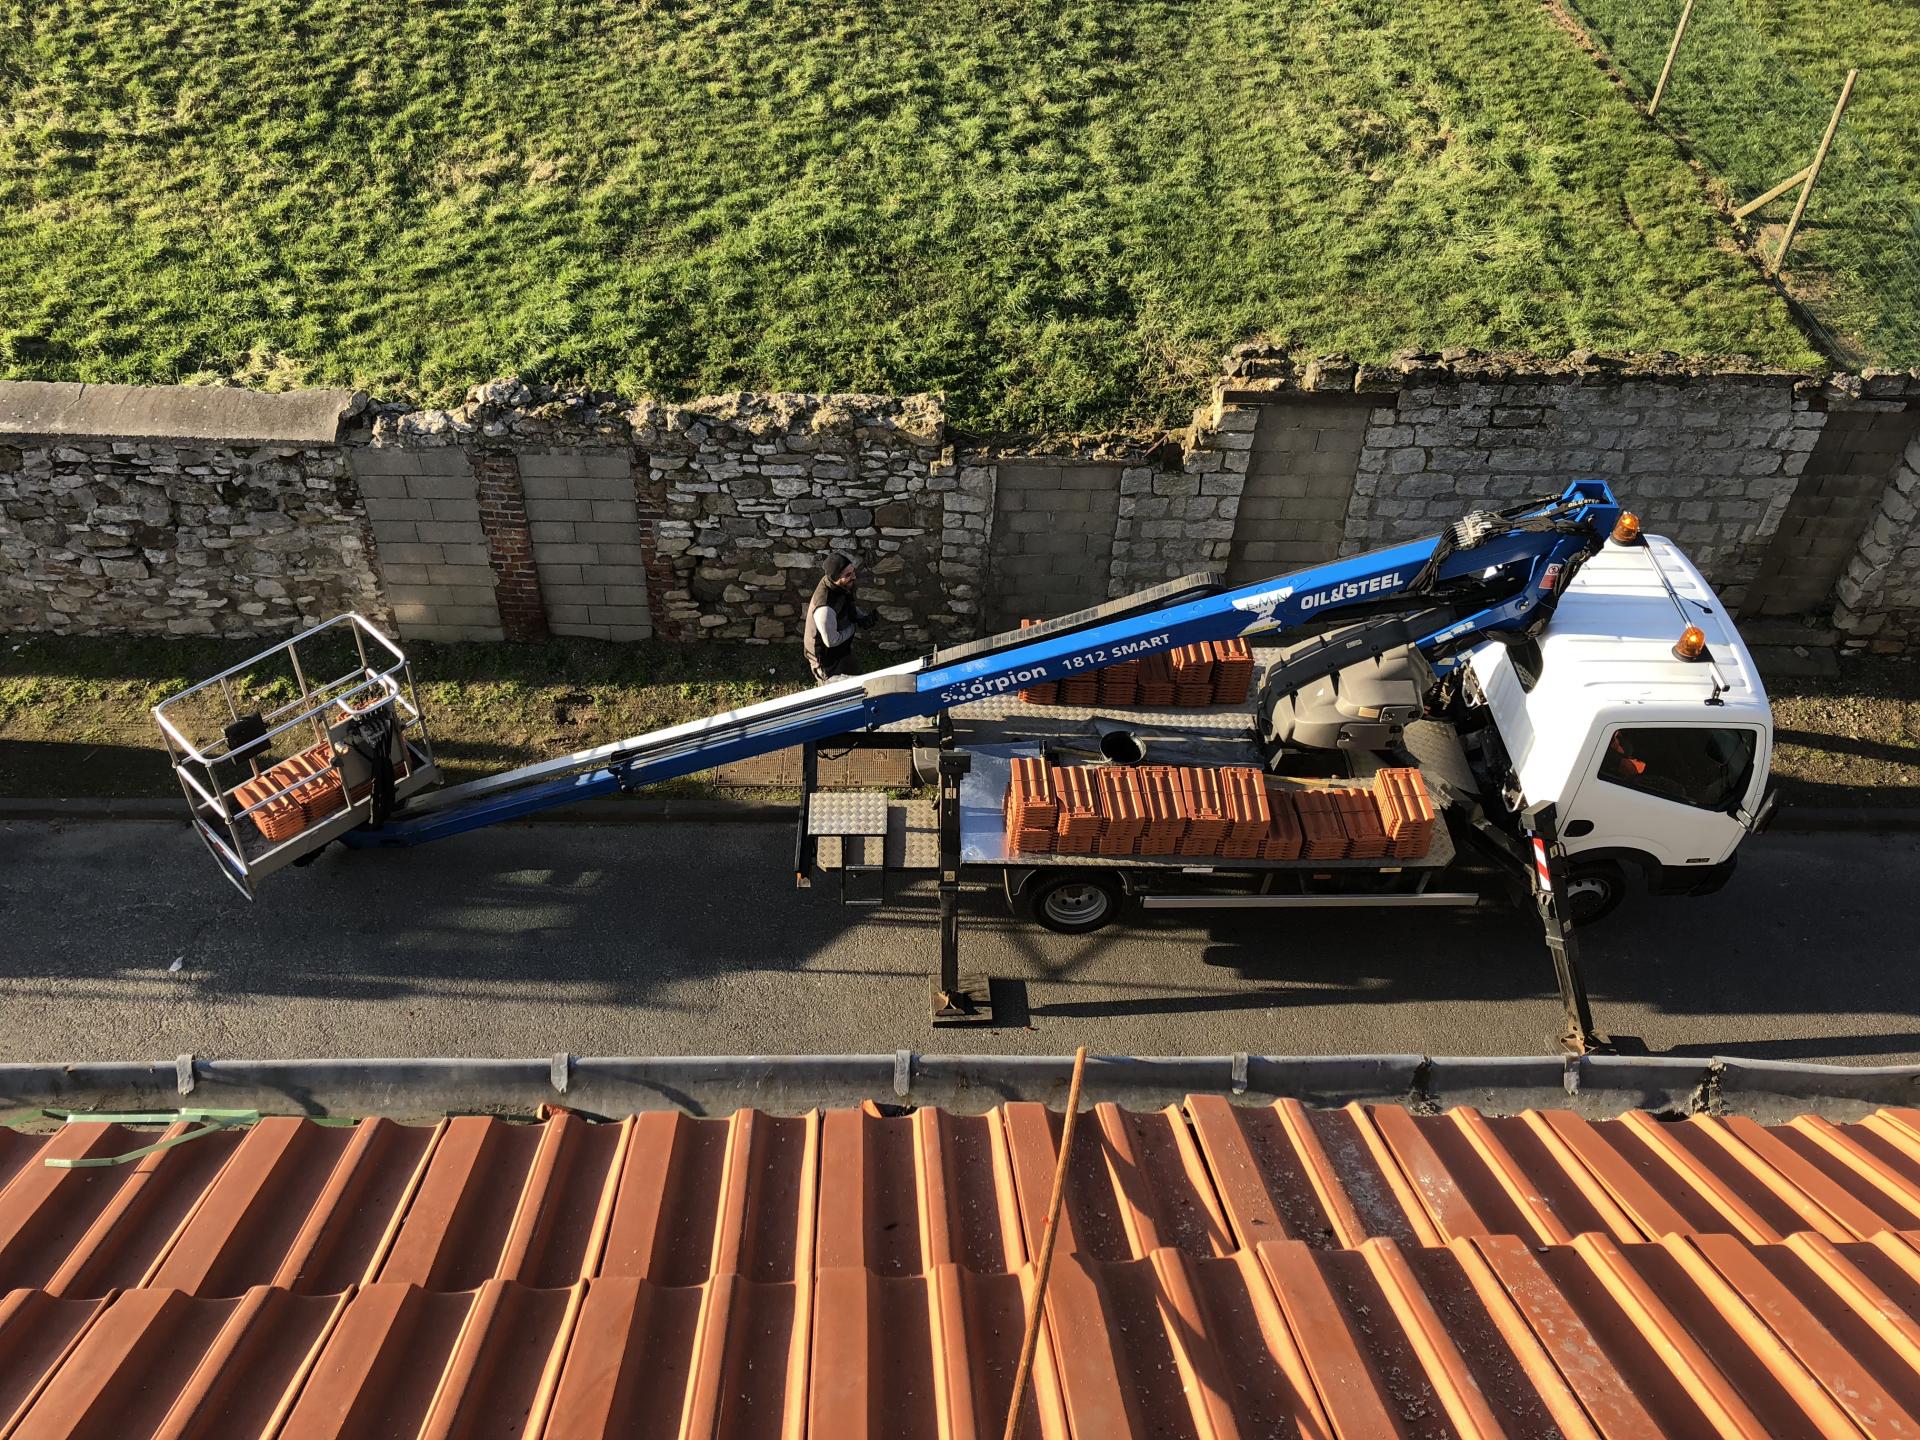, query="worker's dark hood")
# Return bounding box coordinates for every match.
[822,550,858,587]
